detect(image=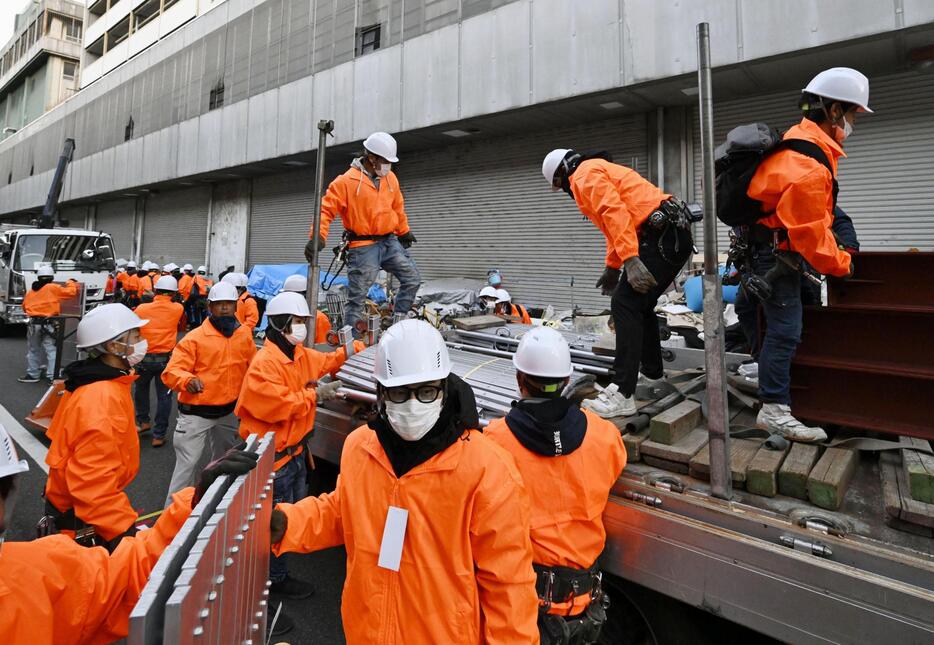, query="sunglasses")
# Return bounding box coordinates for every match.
[383,384,444,404]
